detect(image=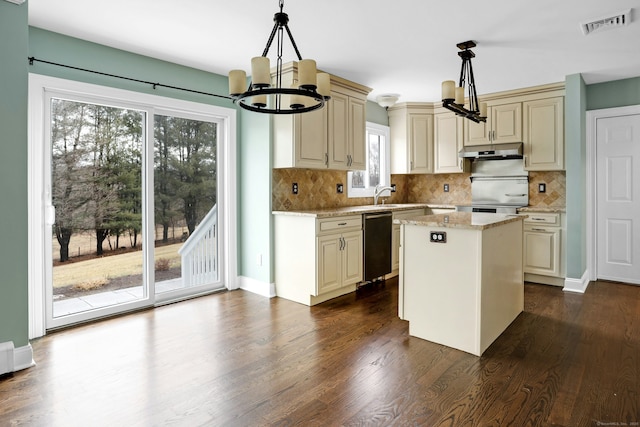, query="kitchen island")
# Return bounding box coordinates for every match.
[396,212,525,356]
